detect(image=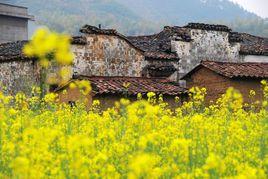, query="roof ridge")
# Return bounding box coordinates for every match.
[240,33,268,40]
[127,33,159,38]
[0,40,28,46]
[56,76,187,95]
[76,75,169,80]
[79,24,145,53]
